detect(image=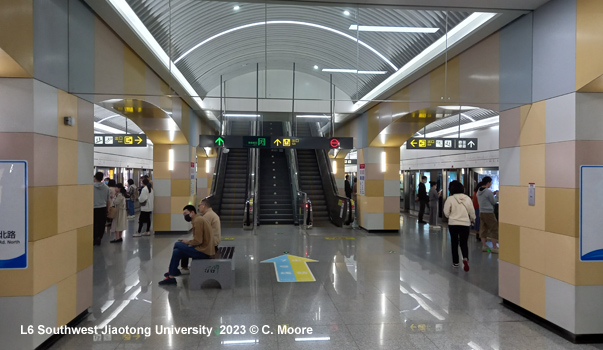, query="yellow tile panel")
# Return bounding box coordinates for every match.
[171,179,190,197]
[520,267,546,318]
[519,100,546,146]
[57,138,78,186]
[364,180,385,197]
[124,46,146,96]
[171,196,193,214]
[57,90,79,141]
[519,227,547,275]
[498,186,545,231]
[33,230,77,294]
[152,213,171,231]
[383,213,400,230]
[545,188,579,237]
[360,197,384,214]
[29,186,58,241]
[77,225,93,272]
[0,46,31,77]
[544,232,576,285]
[576,0,603,90]
[499,223,520,266]
[0,0,33,75]
[520,144,545,187]
[0,242,34,296]
[153,161,171,179]
[58,185,93,234]
[364,163,384,181]
[56,273,77,326]
[575,237,603,285]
